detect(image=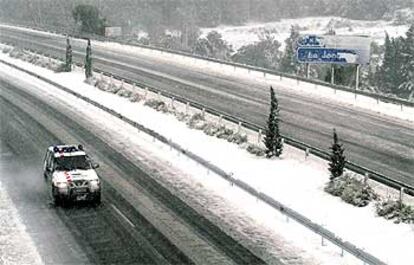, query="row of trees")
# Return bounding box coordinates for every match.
[64,37,92,80]
[374,25,414,99]
[1,0,412,30]
[263,87,345,181]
